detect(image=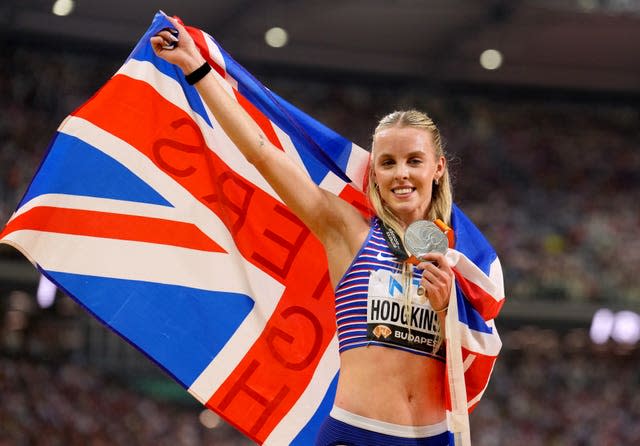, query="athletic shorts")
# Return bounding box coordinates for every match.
[315,406,452,446]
